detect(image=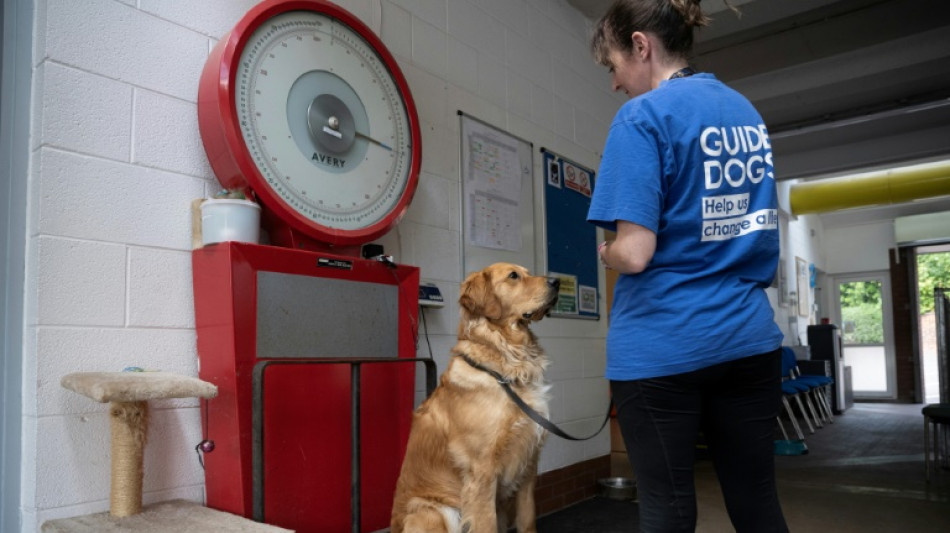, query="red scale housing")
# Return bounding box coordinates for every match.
[193,242,420,532]
[193,1,423,531]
